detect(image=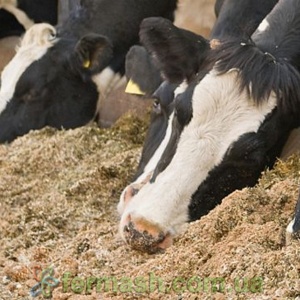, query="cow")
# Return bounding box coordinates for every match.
[118,0,300,253]
[0,0,178,143]
[118,0,279,216]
